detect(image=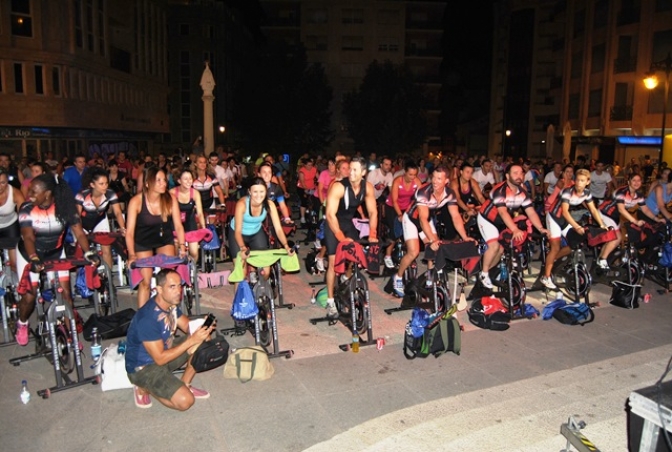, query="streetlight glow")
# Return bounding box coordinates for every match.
[643,51,672,163]
[505,129,512,137]
[218,125,225,133]
[643,73,659,90]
